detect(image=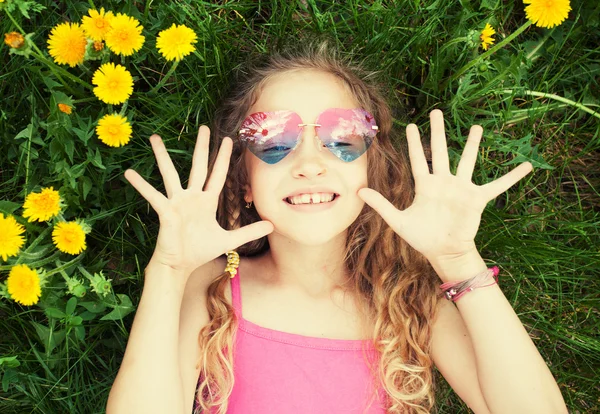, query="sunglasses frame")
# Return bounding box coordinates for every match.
[237,108,379,164]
